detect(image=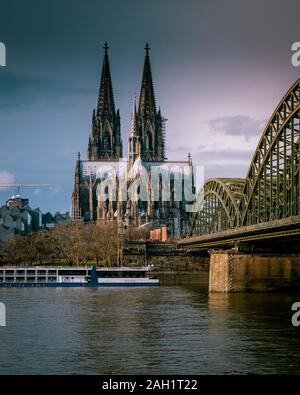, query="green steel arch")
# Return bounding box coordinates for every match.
[239,79,300,225]
[189,178,245,236]
[189,79,300,236]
